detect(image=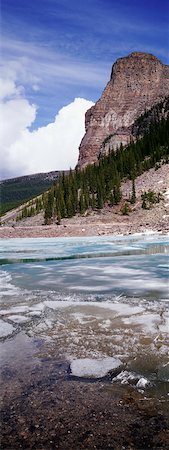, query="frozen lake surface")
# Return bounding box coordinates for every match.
[0,233,169,394]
